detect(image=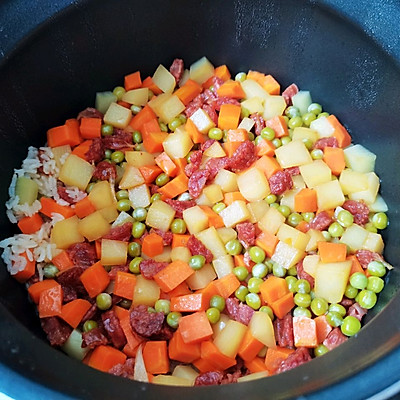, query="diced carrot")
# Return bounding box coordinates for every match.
[197,281,219,307]
[318,241,347,263]
[174,79,202,105]
[172,234,191,248]
[327,115,352,148]
[74,196,96,219]
[113,271,137,300]
[47,122,81,148]
[88,345,127,372]
[124,71,142,90]
[141,118,162,137]
[193,357,218,373]
[173,157,188,175]
[143,341,169,374]
[223,191,246,206]
[218,104,241,130]
[234,254,245,267]
[214,65,231,81]
[255,138,275,157]
[155,152,178,177]
[323,147,346,175]
[139,165,163,184]
[141,76,163,95]
[270,292,295,319]
[200,340,237,370]
[348,254,364,275]
[255,231,279,258]
[293,316,318,348]
[71,139,92,160]
[80,261,110,298]
[264,346,294,374]
[265,116,289,138]
[244,357,269,373]
[51,250,74,272]
[238,329,265,361]
[65,119,82,146]
[259,276,289,305]
[217,80,245,99]
[60,298,91,328]
[247,71,280,95]
[178,311,213,344]
[226,128,249,143]
[294,188,318,213]
[39,284,63,318]
[13,253,36,283]
[117,100,132,109]
[79,117,102,139]
[129,104,157,131]
[158,173,189,199]
[168,328,201,363]
[170,293,207,312]
[185,118,206,144]
[214,273,240,298]
[17,213,43,234]
[253,155,282,178]
[223,141,242,157]
[160,281,191,301]
[315,315,333,343]
[40,197,75,219]
[27,279,59,303]
[142,131,168,153]
[296,220,310,233]
[142,233,164,257]
[95,240,101,259]
[198,205,224,228]
[154,260,194,293]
